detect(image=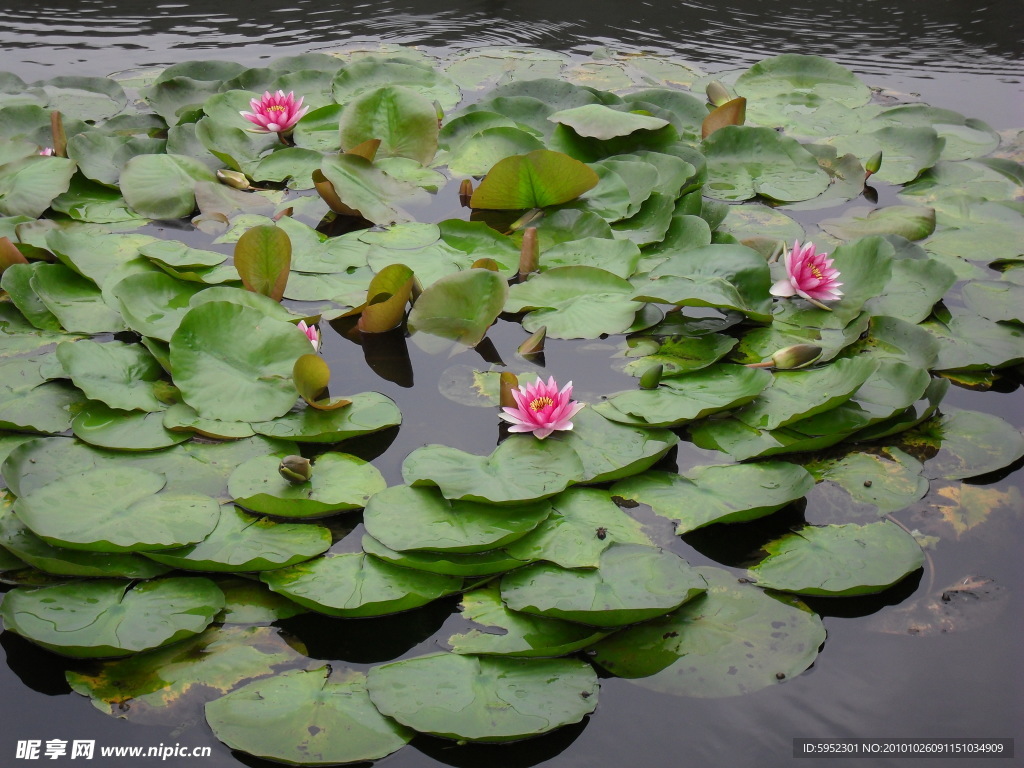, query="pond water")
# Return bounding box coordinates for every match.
[0,2,1022,767]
